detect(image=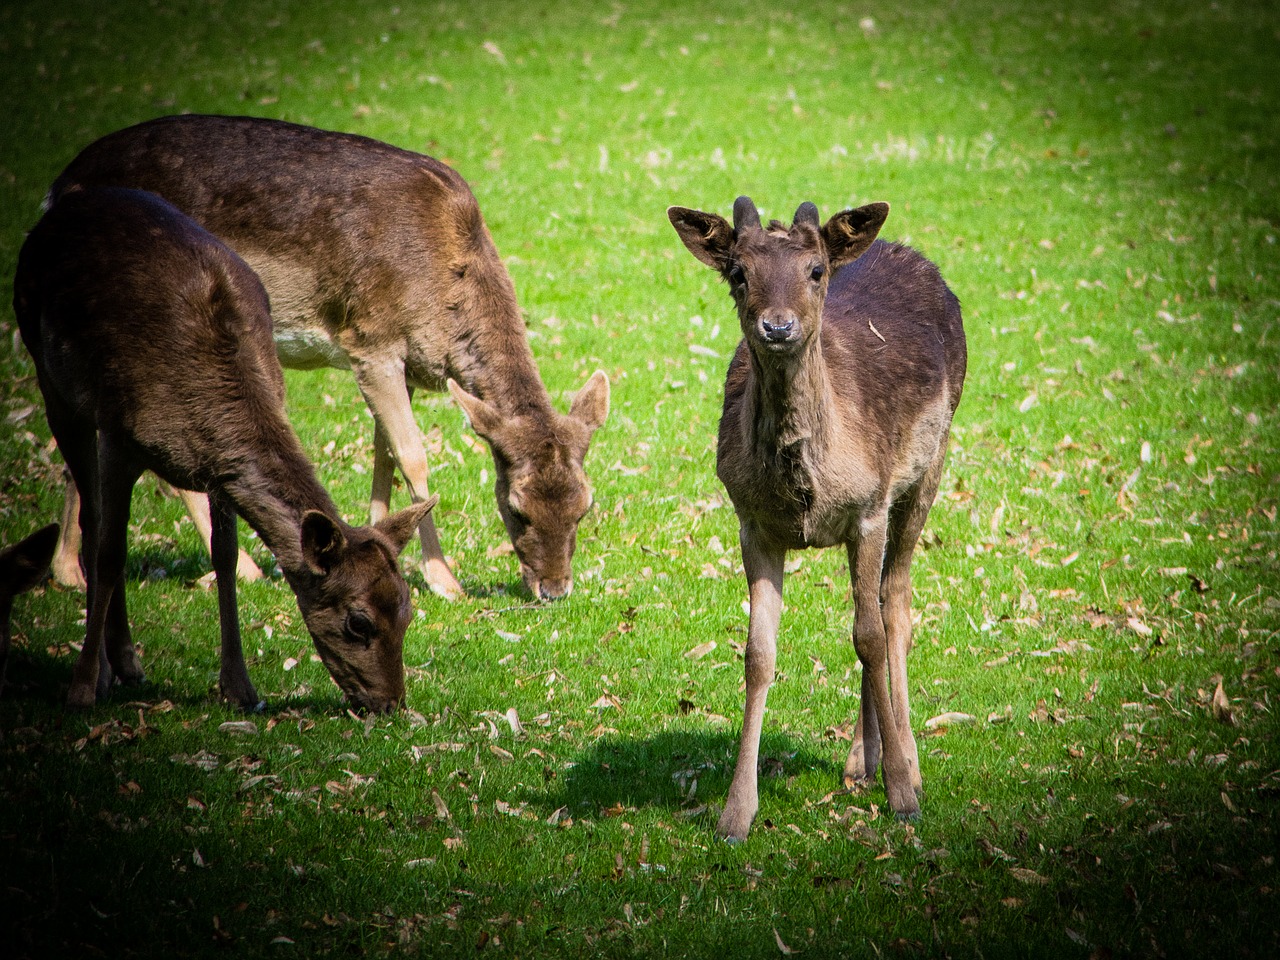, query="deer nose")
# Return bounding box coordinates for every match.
[760,316,796,342]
